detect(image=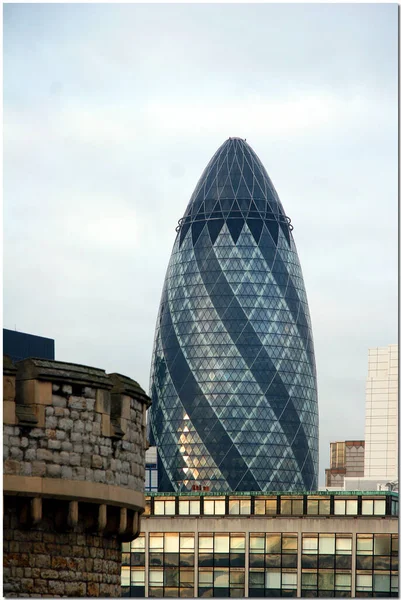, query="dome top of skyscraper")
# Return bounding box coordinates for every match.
[177,137,292,249]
